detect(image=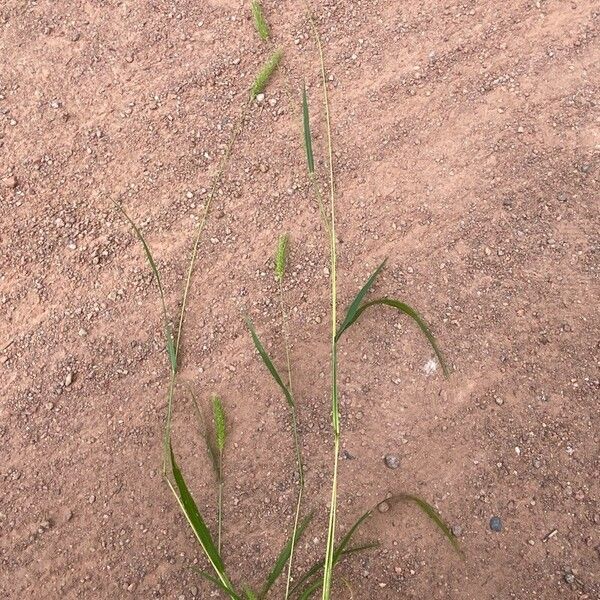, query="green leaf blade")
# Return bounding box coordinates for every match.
[259,513,313,599]
[395,494,463,557]
[302,86,315,175]
[245,318,294,408]
[336,259,387,341]
[168,443,235,593]
[341,297,449,376]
